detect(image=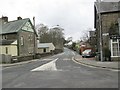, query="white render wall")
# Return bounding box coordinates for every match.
[0,45,17,56]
